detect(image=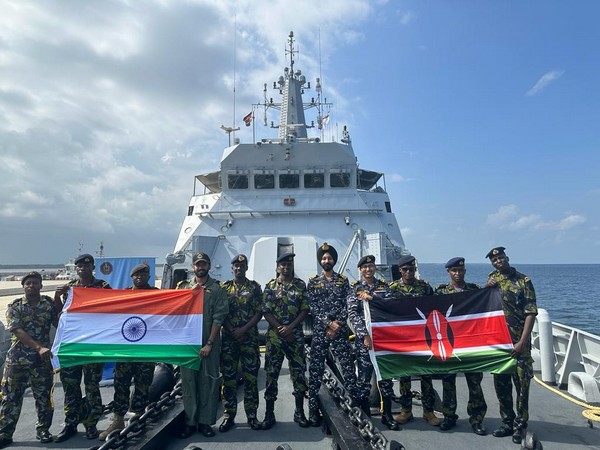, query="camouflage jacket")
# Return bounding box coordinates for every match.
[389,279,434,297]
[263,277,309,328]
[307,272,350,329]
[126,285,159,290]
[6,295,59,366]
[347,278,392,339]
[434,282,480,294]
[487,267,537,344]
[68,277,111,289]
[220,278,263,330]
